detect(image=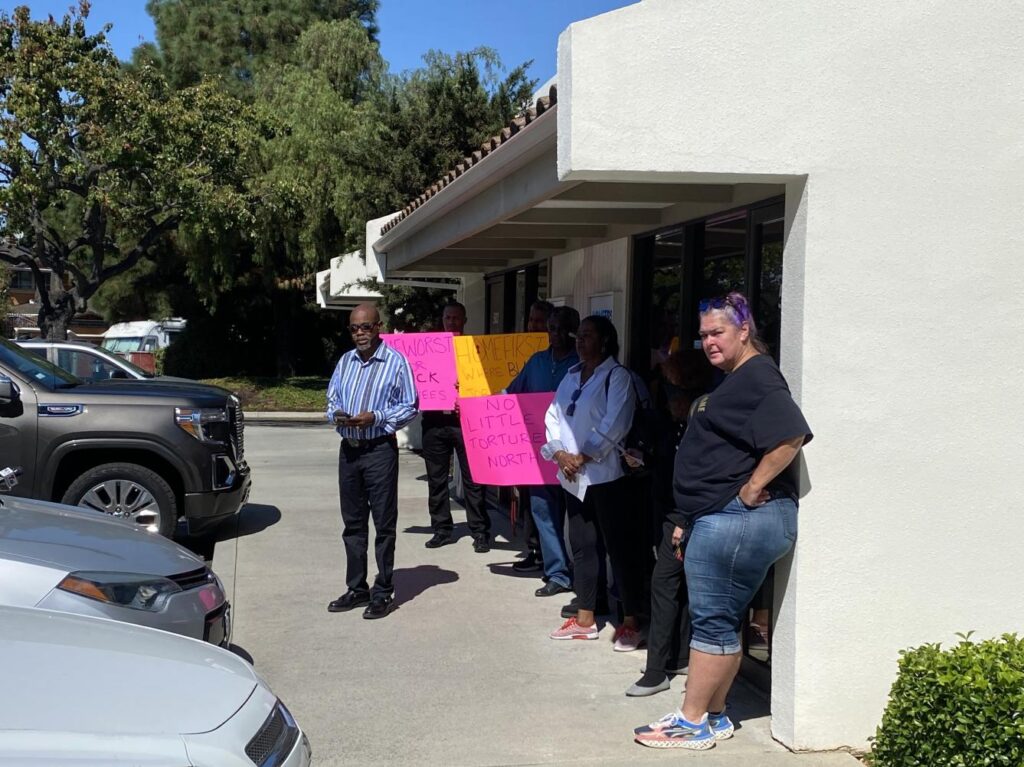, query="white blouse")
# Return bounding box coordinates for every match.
[544,356,636,500]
